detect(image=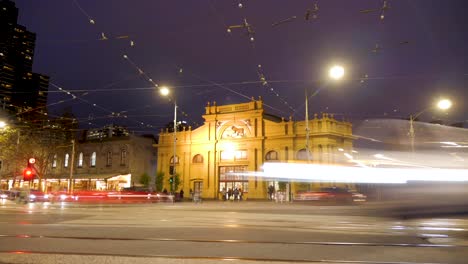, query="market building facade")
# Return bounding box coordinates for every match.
[156,98,355,200]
